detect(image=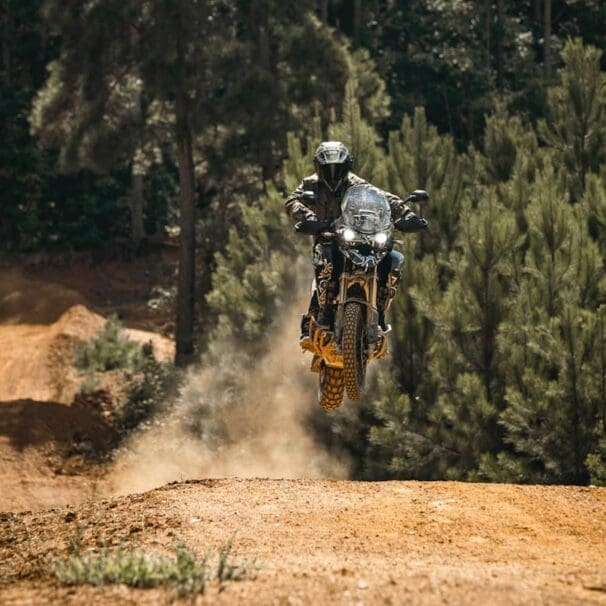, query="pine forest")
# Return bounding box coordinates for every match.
[2,0,606,486]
